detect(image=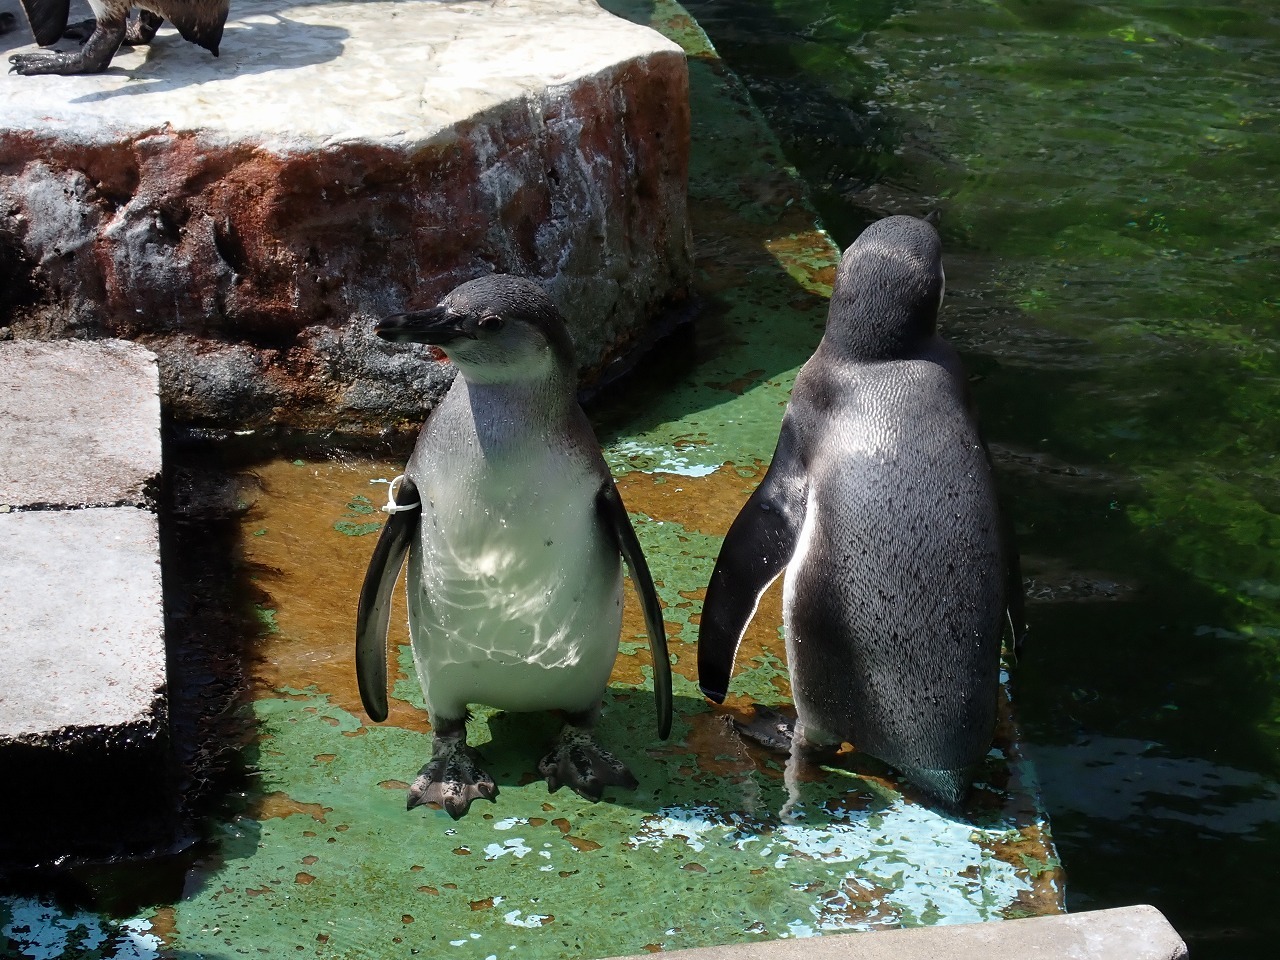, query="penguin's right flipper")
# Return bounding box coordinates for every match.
[355,476,420,723]
[698,417,809,704]
[17,0,70,46]
[596,481,672,740]
[1002,506,1029,659]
